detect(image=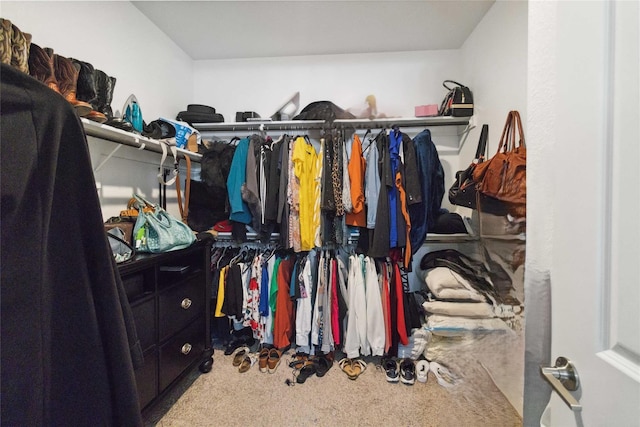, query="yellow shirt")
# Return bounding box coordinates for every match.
[292,136,319,251]
[214,266,227,317]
